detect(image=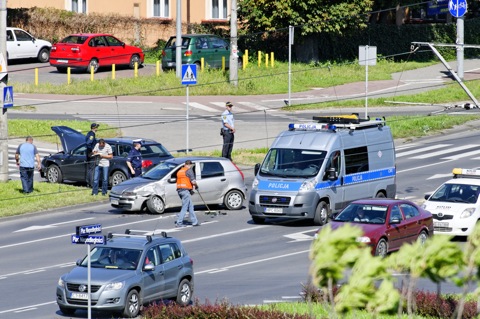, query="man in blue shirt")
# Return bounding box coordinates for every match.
[85,123,99,187]
[15,136,41,194]
[221,101,235,160]
[126,142,143,178]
